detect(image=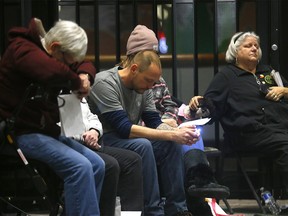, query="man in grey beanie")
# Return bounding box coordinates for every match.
[124,25,229,216]
[88,25,199,216]
[126,25,159,55]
